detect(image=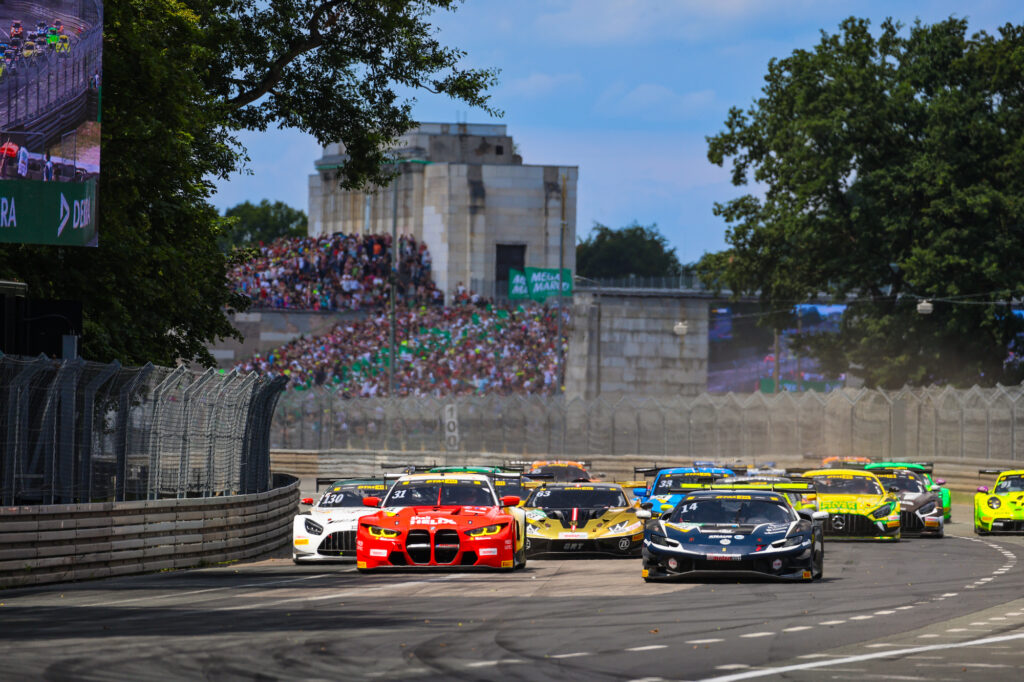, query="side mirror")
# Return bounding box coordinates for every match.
[811,511,829,522]
[977,486,989,494]
[633,488,648,498]
[301,497,314,505]
[660,511,673,520]
[362,496,381,508]
[501,495,521,507]
[636,509,652,519]
[935,479,946,486]
[641,501,654,510]
[887,486,900,494]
